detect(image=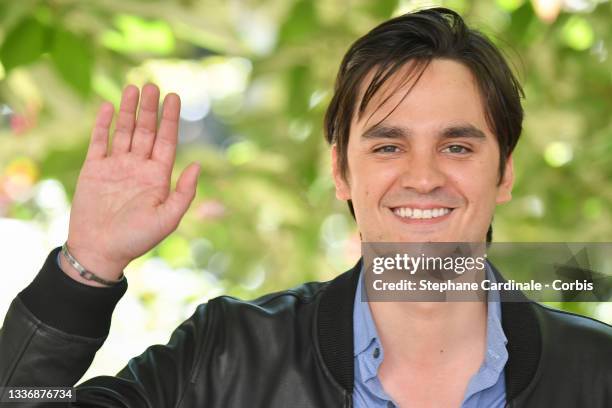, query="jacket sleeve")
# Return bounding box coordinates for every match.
[0,246,210,407]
